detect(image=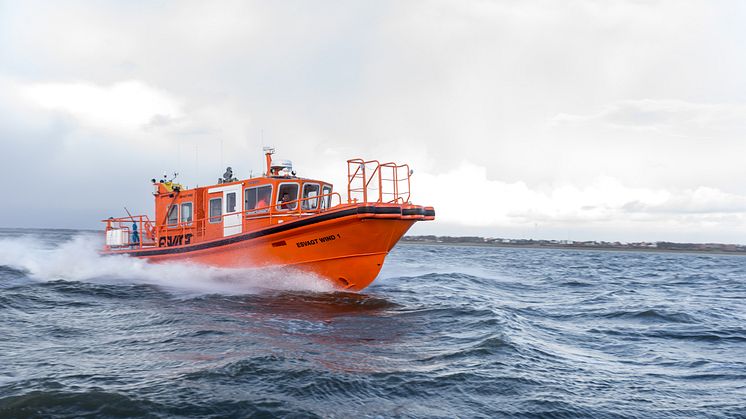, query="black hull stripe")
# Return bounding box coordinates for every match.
[403,208,435,217]
[402,208,424,216]
[113,206,404,257]
[401,208,435,217]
